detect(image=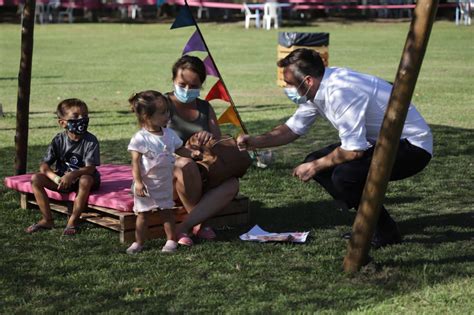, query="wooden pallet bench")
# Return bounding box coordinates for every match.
[19,192,249,243]
[5,164,249,243]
